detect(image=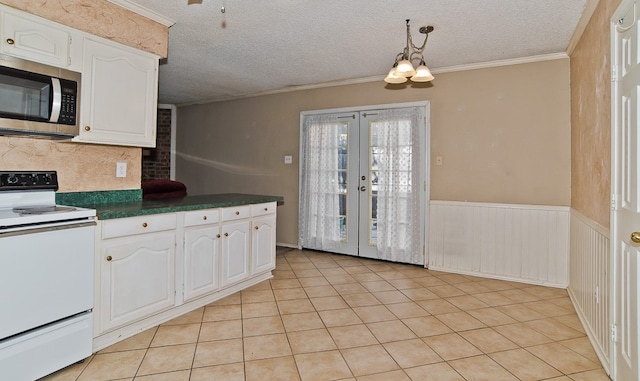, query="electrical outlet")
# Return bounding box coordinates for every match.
[284,155,293,164]
[116,162,127,178]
